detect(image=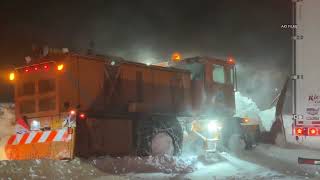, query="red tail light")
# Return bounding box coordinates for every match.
[79,113,86,120]
[296,127,304,136]
[227,57,236,65]
[25,68,30,72]
[34,66,39,71]
[309,128,318,136]
[44,65,49,69]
